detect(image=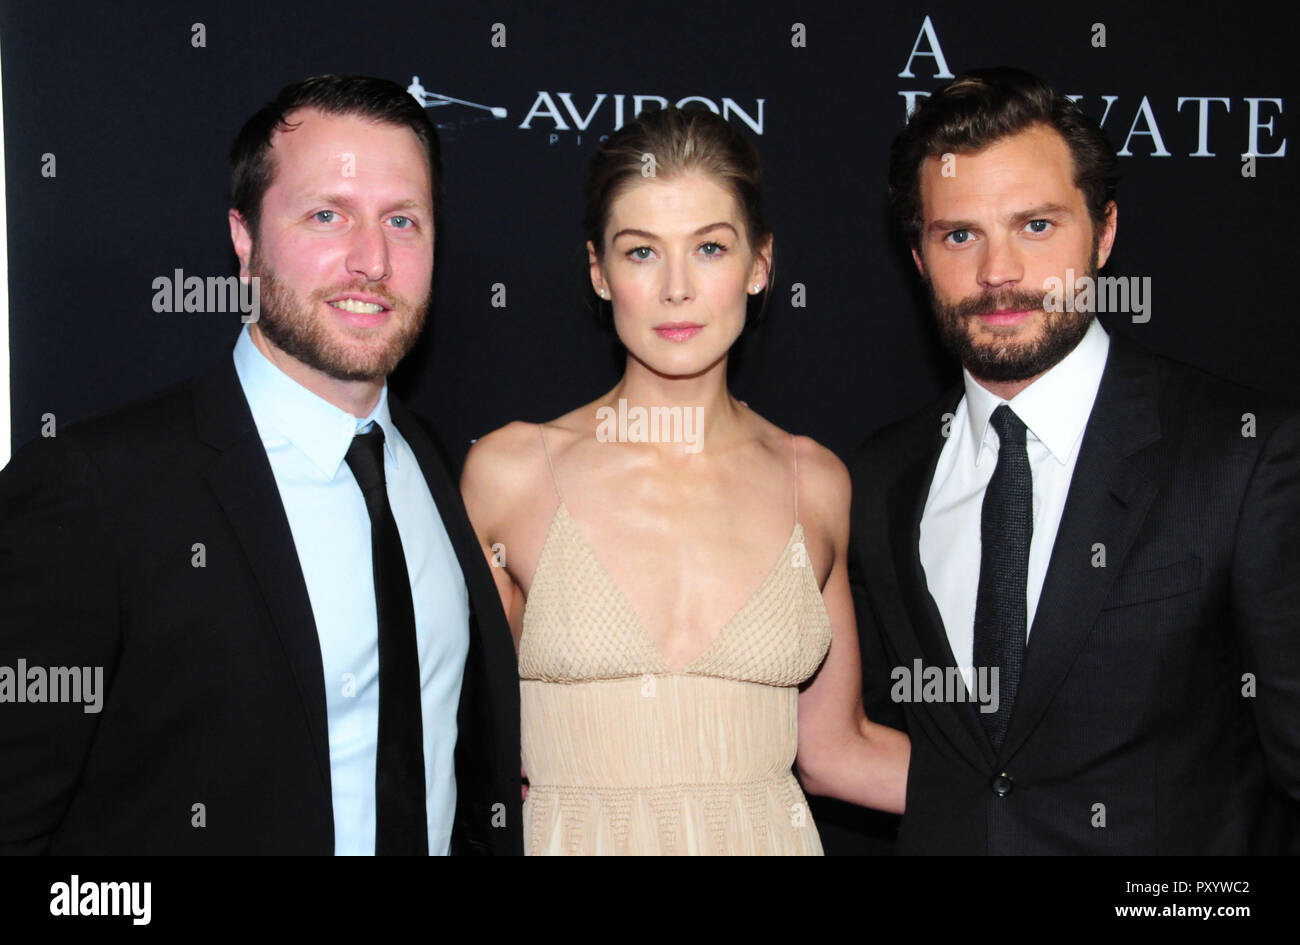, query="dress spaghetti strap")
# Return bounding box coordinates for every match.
[538,423,563,502]
[791,433,799,527]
